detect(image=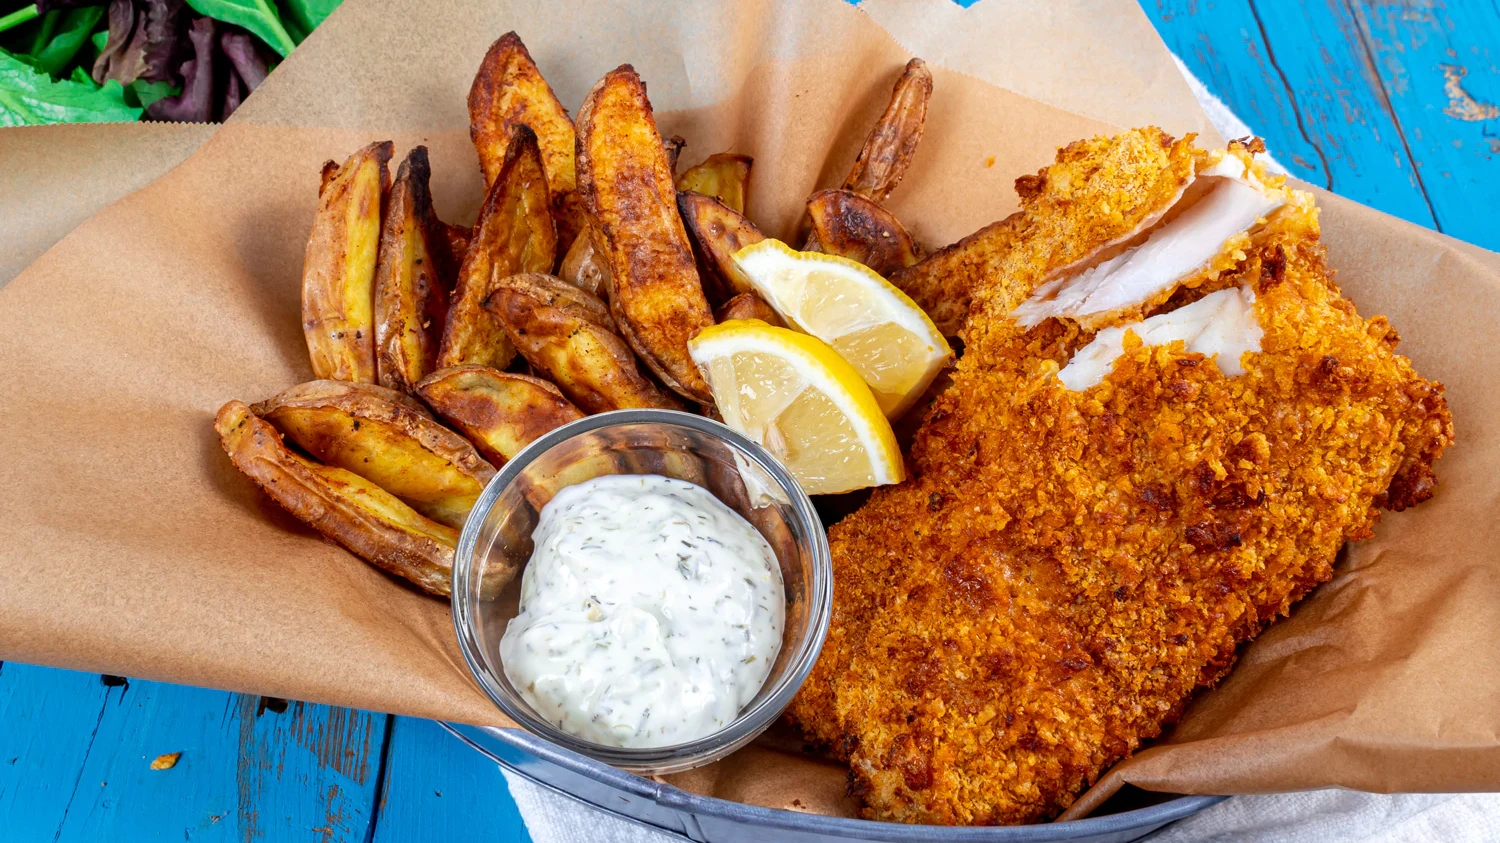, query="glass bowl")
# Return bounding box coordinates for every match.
[451,408,832,775]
